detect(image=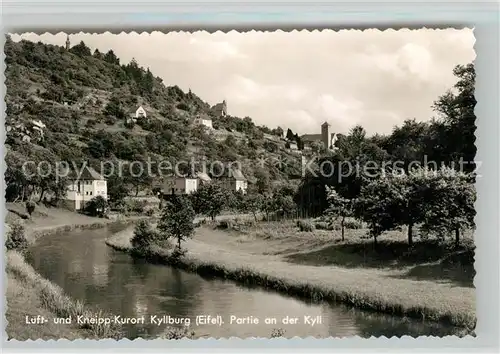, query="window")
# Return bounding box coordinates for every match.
[85,191,89,195]
[90,191,92,196]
